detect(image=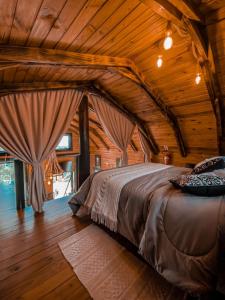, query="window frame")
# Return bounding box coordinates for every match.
[56,133,73,152]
